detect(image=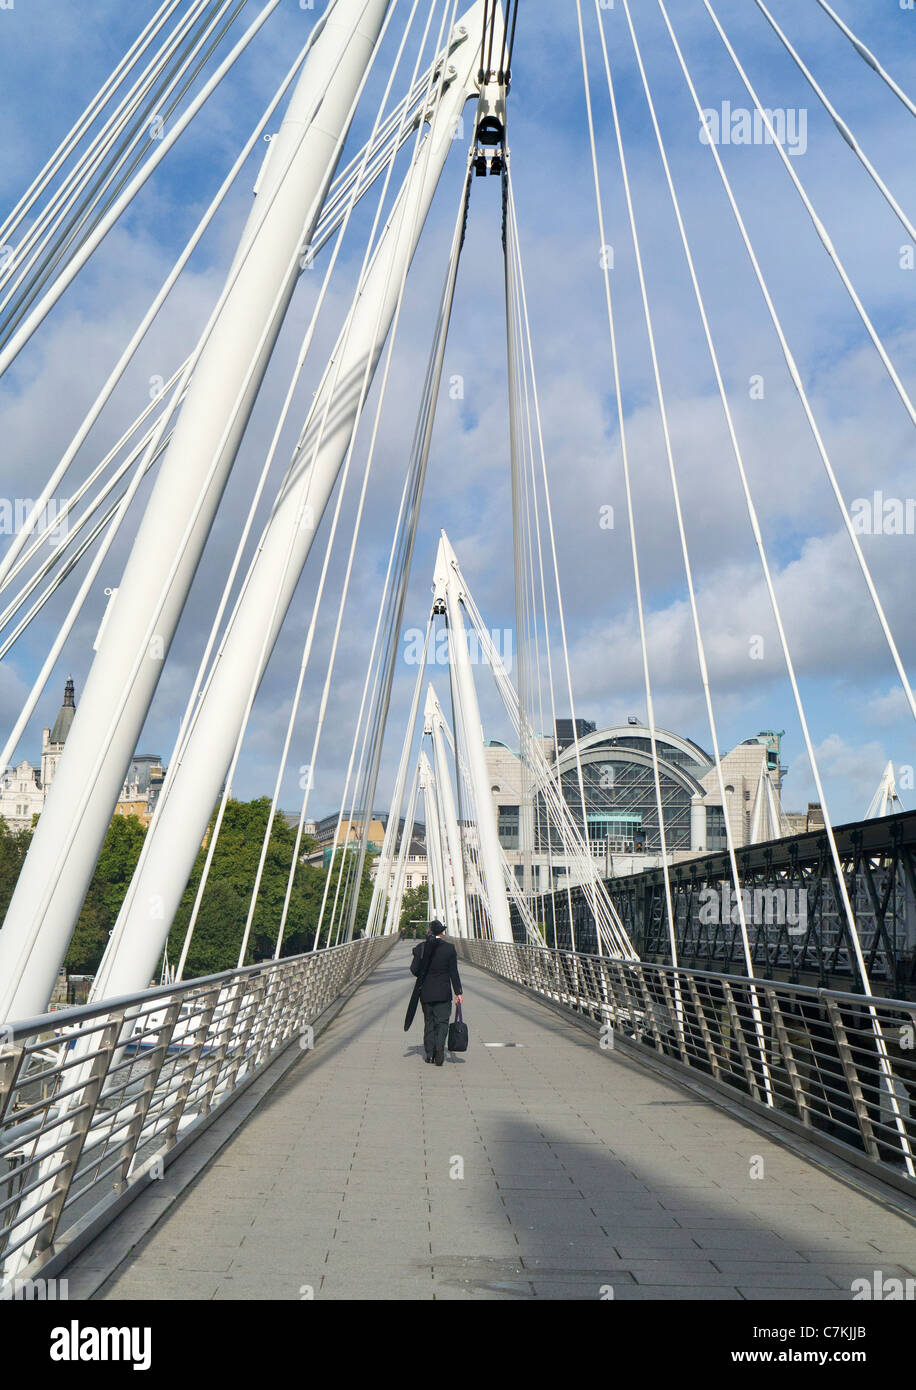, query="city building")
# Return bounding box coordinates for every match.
[41,675,76,791]
[0,677,76,832]
[0,760,44,832]
[372,834,429,894]
[306,812,403,870]
[783,803,826,836]
[114,754,166,826]
[486,719,796,892]
[281,813,317,838]
[1,677,169,833]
